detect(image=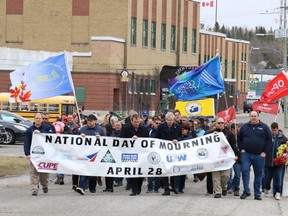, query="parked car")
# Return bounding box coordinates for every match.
[0,111,33,144]
[0,110,33,127]
[0,124,8,144]
[243,99,259,113]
